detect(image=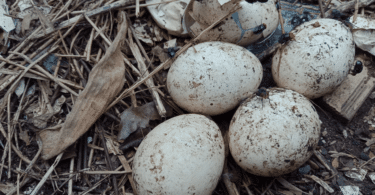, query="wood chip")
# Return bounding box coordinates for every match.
[304,175,334,193]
